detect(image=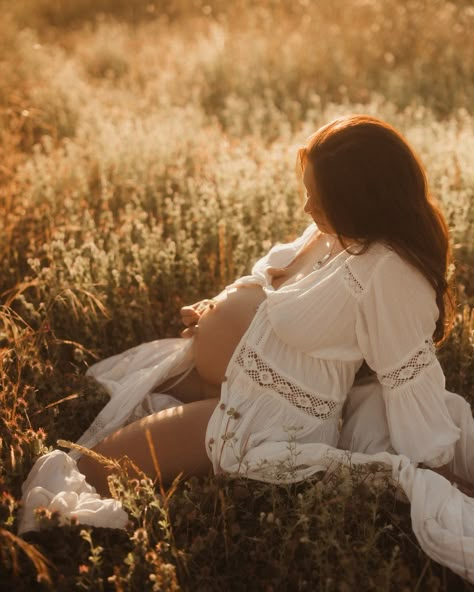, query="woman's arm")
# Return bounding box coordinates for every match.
[355,252,462,470]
